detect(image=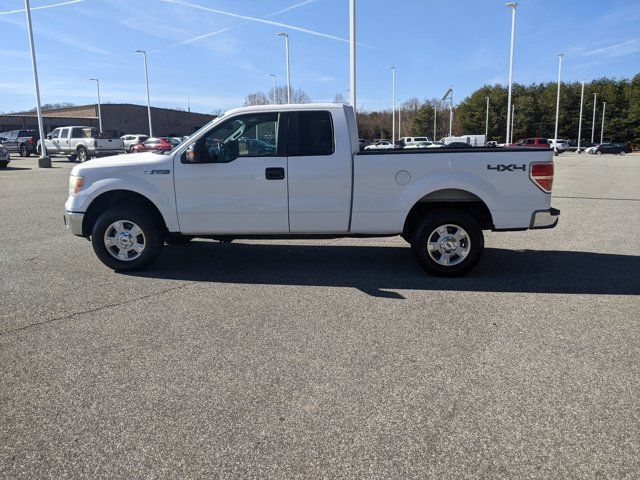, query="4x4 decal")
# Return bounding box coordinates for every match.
[487,164,526,172]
